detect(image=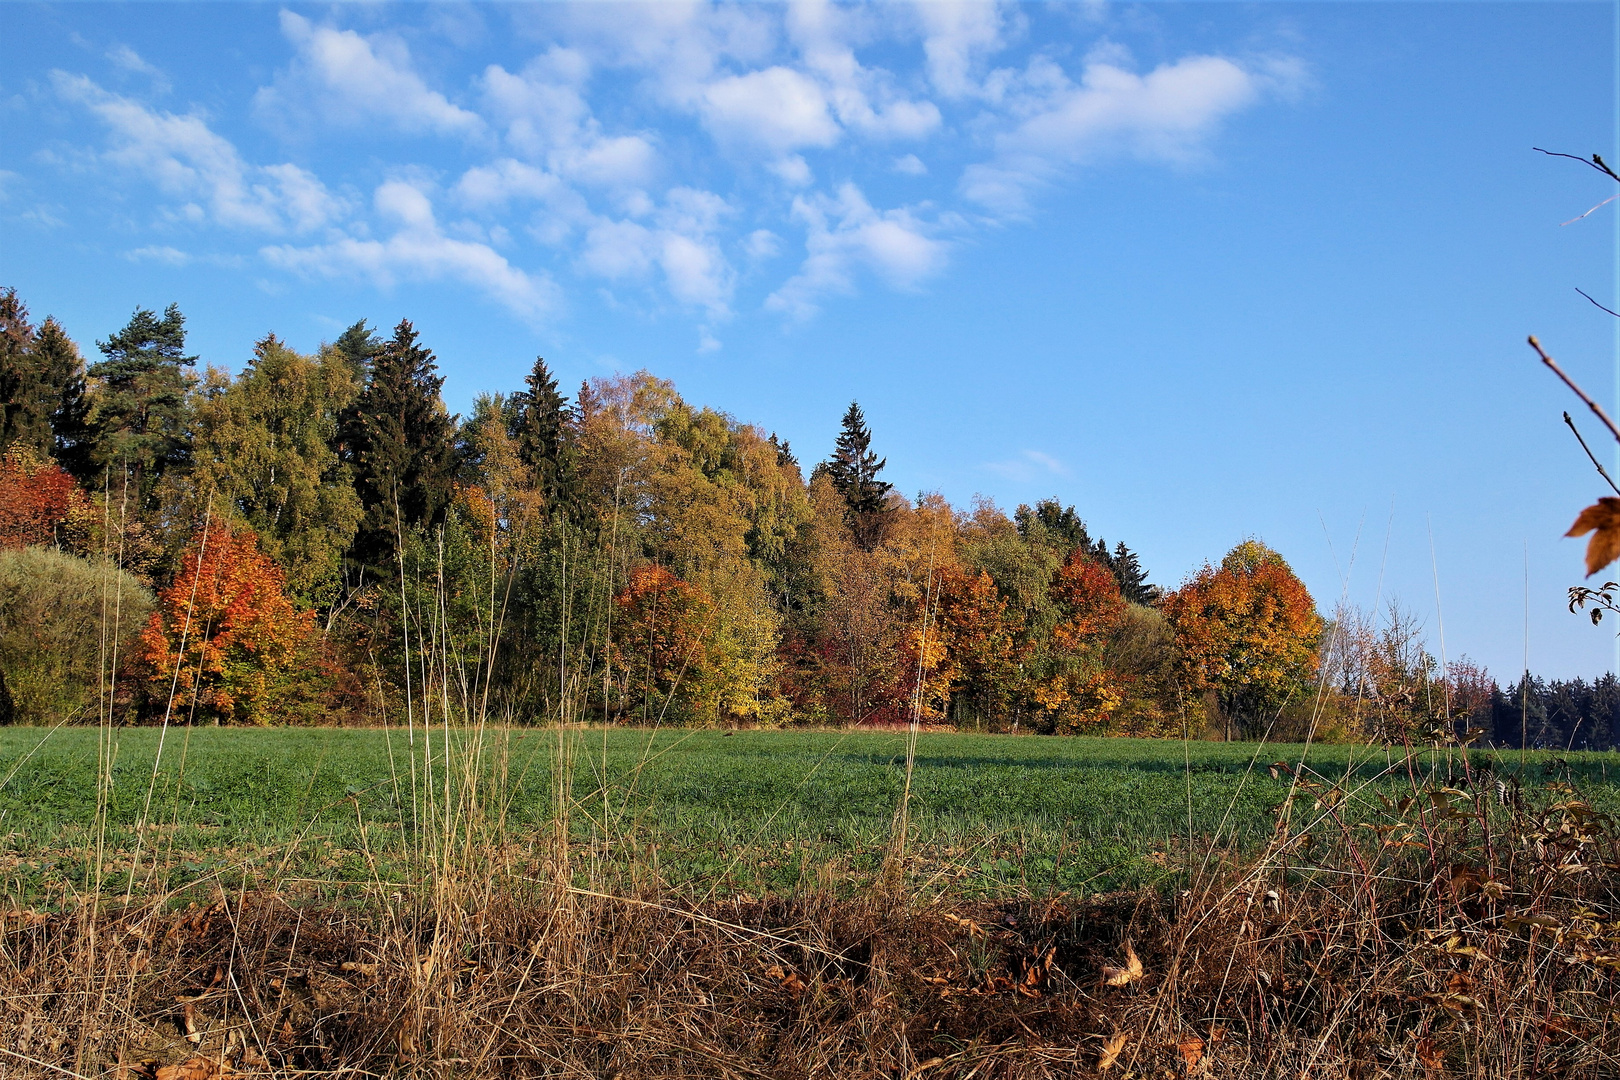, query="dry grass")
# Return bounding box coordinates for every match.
[4,751,1618,1080]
